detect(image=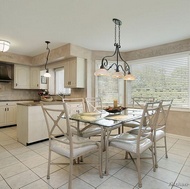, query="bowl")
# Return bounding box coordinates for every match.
[104,106,126,113]
[41,96,53,102]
